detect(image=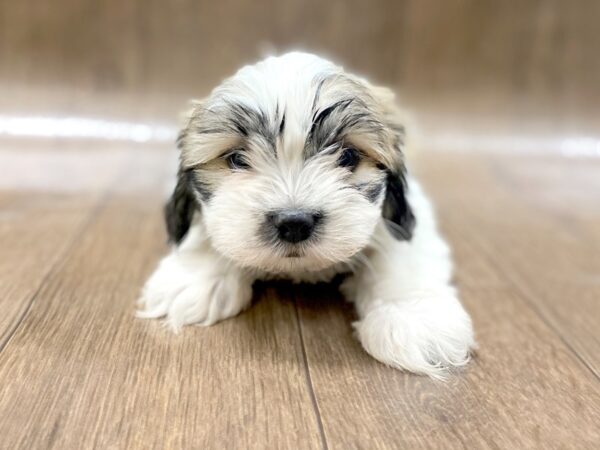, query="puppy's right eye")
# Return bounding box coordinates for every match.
[226,151,250,170]
[338,147,361,170]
